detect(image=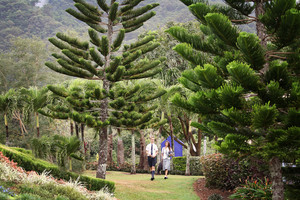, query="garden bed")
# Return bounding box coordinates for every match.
[193,178,233,200]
